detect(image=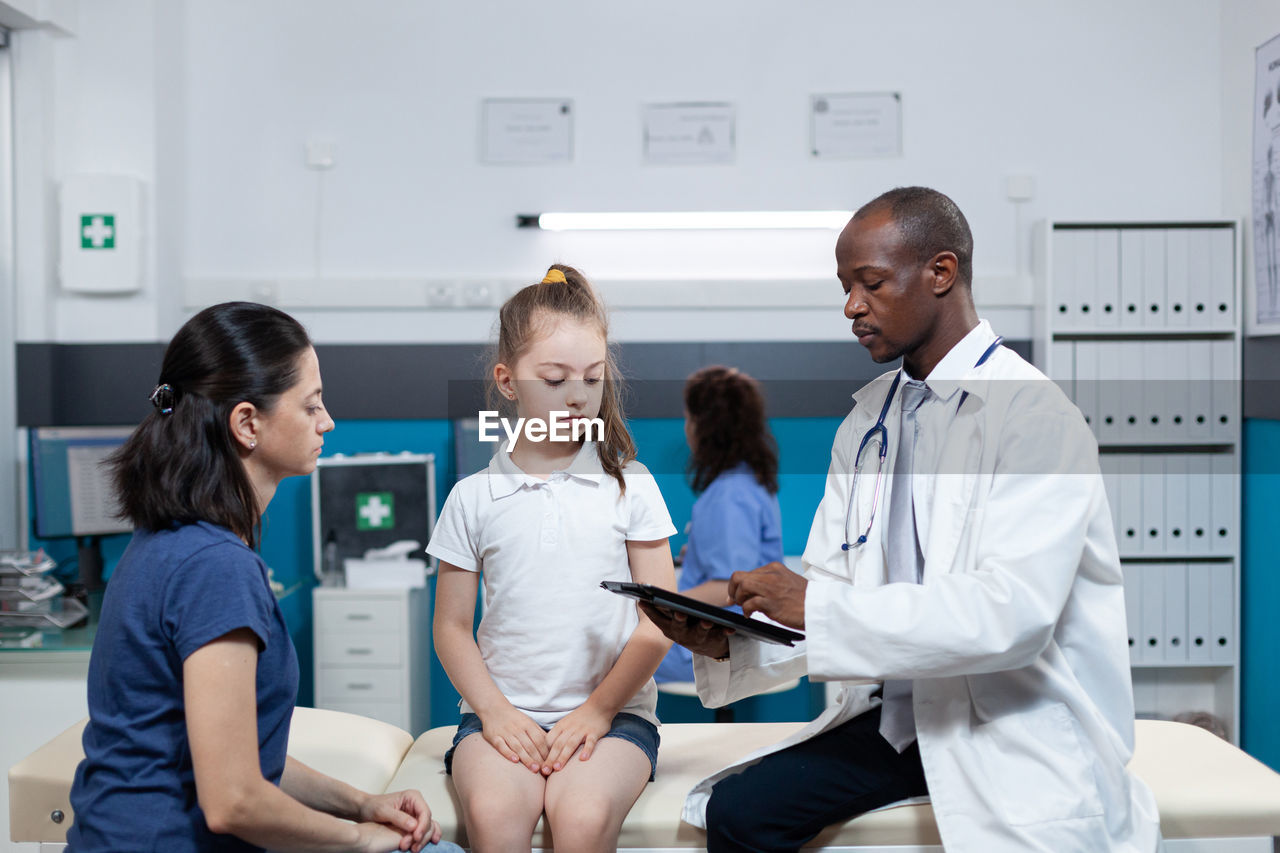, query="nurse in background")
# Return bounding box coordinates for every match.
[655,366,783,684]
